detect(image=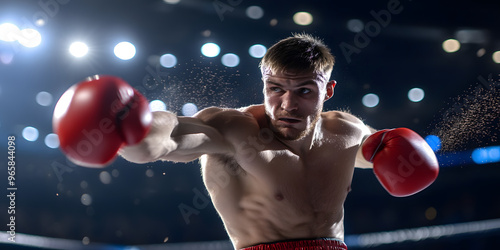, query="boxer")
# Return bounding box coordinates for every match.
[53,34,439,249]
